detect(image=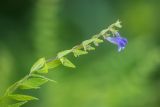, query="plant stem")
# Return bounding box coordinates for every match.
[46,27,110,63]
[3,74,31,97]
[1,20,121,101]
